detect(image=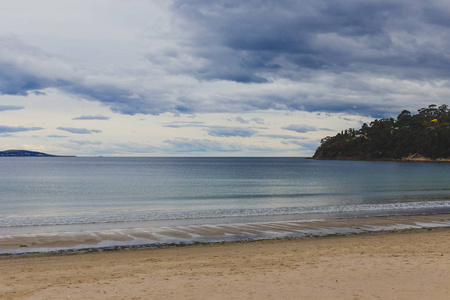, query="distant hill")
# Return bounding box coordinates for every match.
[312,104,450,161]
[0,150,75,157]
